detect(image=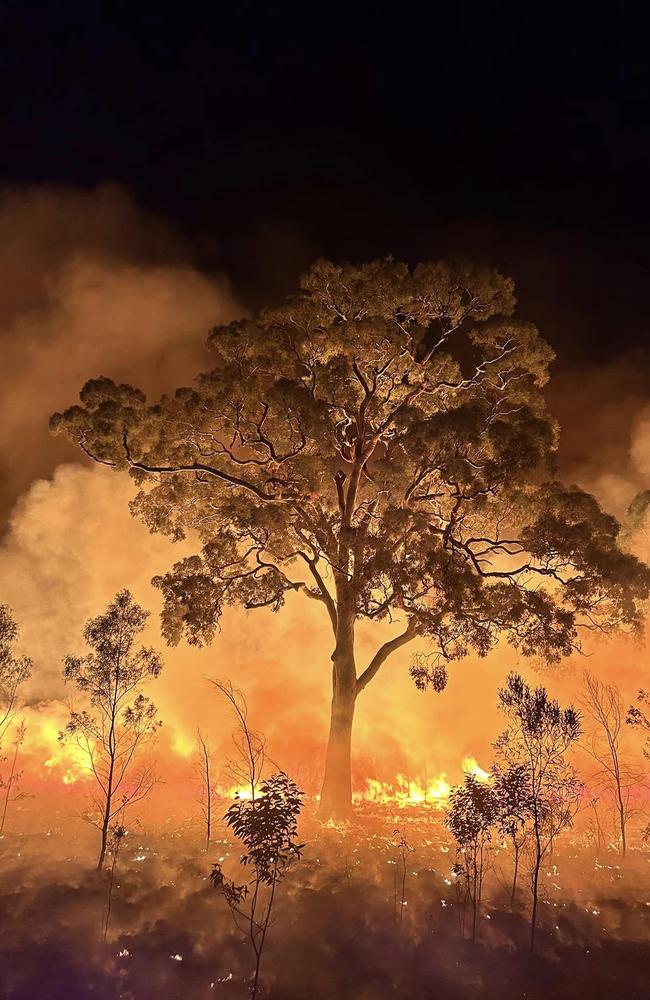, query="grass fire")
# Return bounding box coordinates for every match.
[1,254,650,1000]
